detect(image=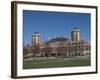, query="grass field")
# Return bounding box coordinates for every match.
[23,57,91,69]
